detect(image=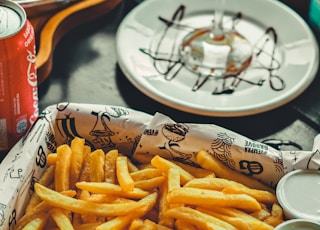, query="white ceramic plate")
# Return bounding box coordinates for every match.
[116,0,319,117]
